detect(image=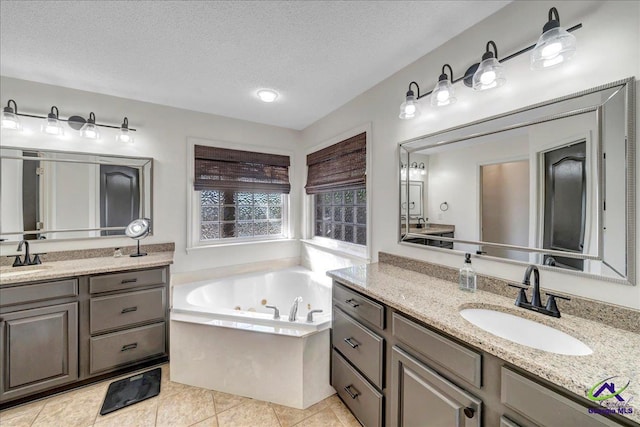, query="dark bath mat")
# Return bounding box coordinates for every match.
[99,367,161,416]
